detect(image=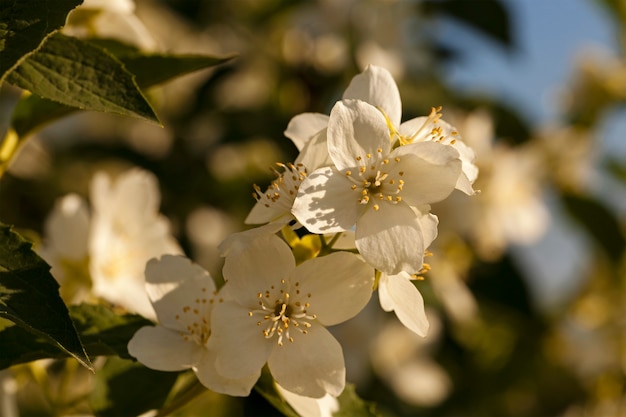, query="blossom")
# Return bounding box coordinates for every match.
[276,383,339,417]
[292,99,461,275]
[209,234,374,398]
[88,168,182,318]
[127,255,257,396]
[377,208,438,336]
[285,65,478,195]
